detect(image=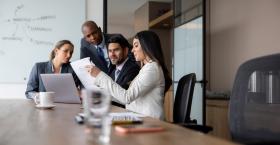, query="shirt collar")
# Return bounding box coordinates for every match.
[116,58,128,71]
[95,34,105,49]
[50,60,62,73]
